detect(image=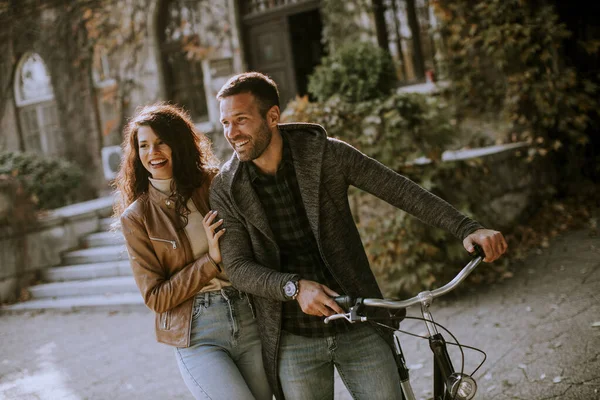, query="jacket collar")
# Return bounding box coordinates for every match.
[223,122,328,242]
[147,182,177,212]
[146,179,211,216]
